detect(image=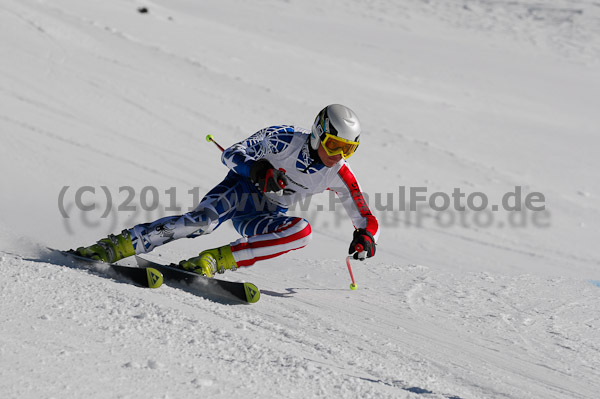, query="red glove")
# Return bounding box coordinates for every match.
[348,228,376,261]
